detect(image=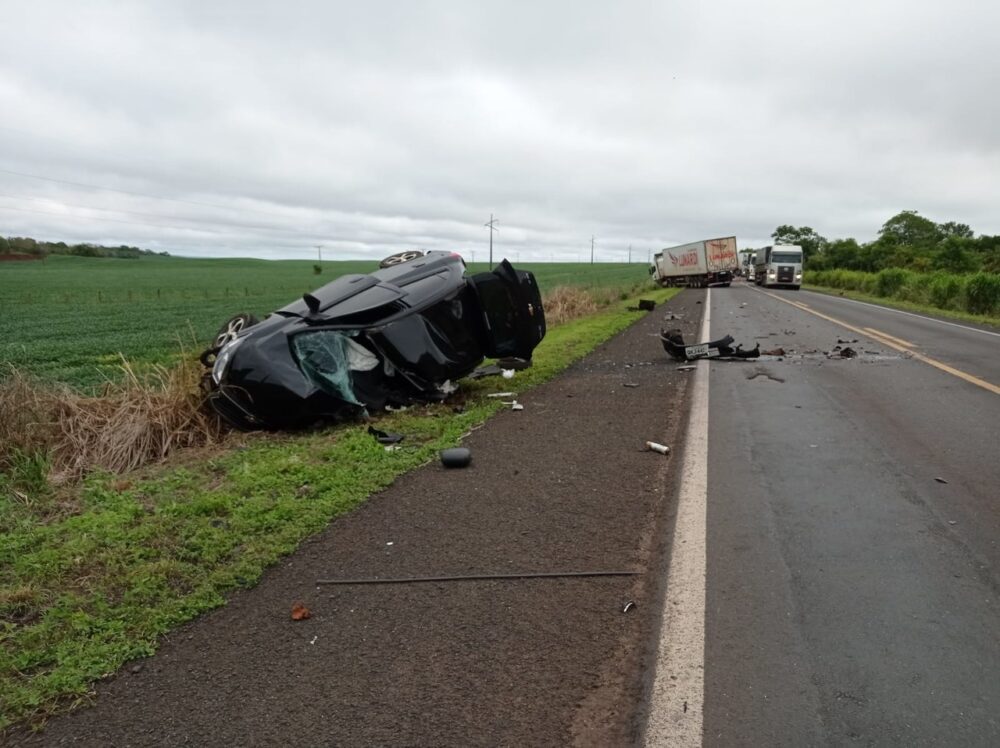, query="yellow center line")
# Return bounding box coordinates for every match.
[863,327,915,348]
[755,289,1000,397]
